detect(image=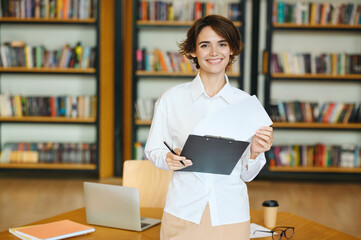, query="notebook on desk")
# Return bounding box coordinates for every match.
[83,182,161,231]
